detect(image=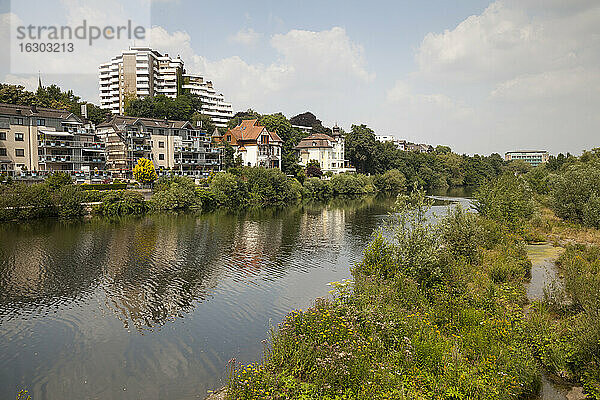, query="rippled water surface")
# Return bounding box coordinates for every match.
[0,196,465,399]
